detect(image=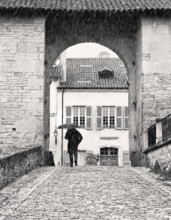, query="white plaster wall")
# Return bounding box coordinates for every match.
[51,89,129,165]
